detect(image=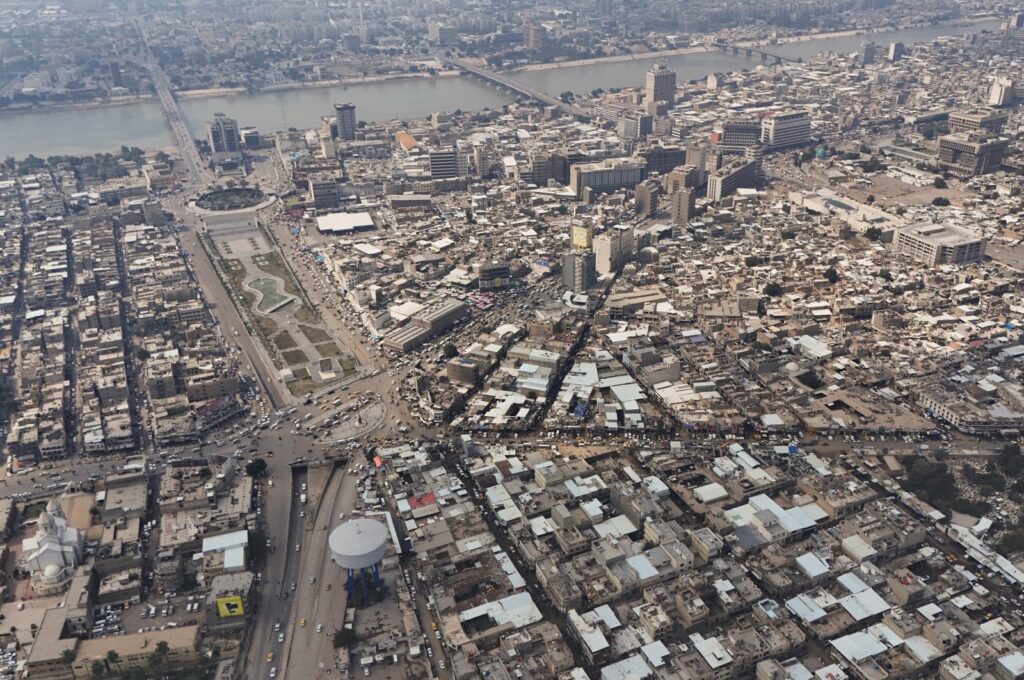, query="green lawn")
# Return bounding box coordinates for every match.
[283,349,309,366]
[273,331,297,351]
[300,324,332,344]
